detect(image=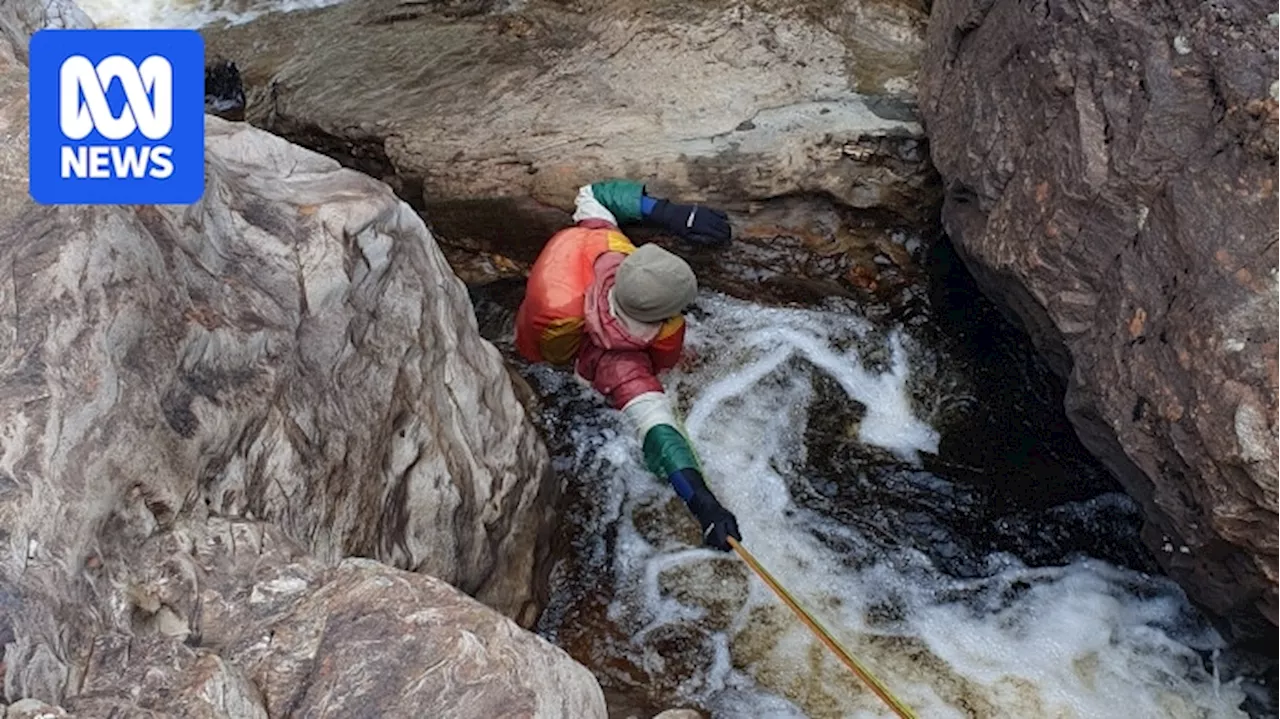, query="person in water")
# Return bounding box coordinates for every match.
[514,179,742,551]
